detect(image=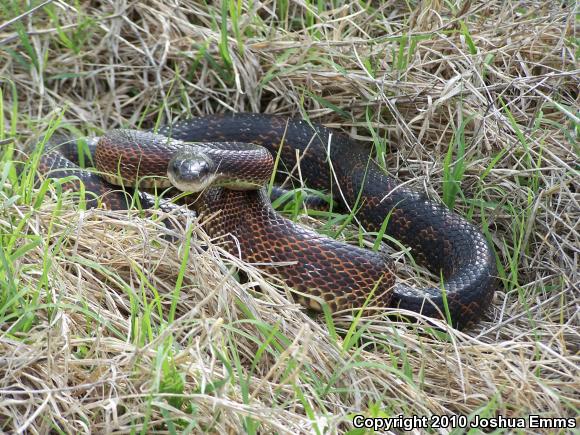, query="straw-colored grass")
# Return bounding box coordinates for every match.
[0,1,578,433]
